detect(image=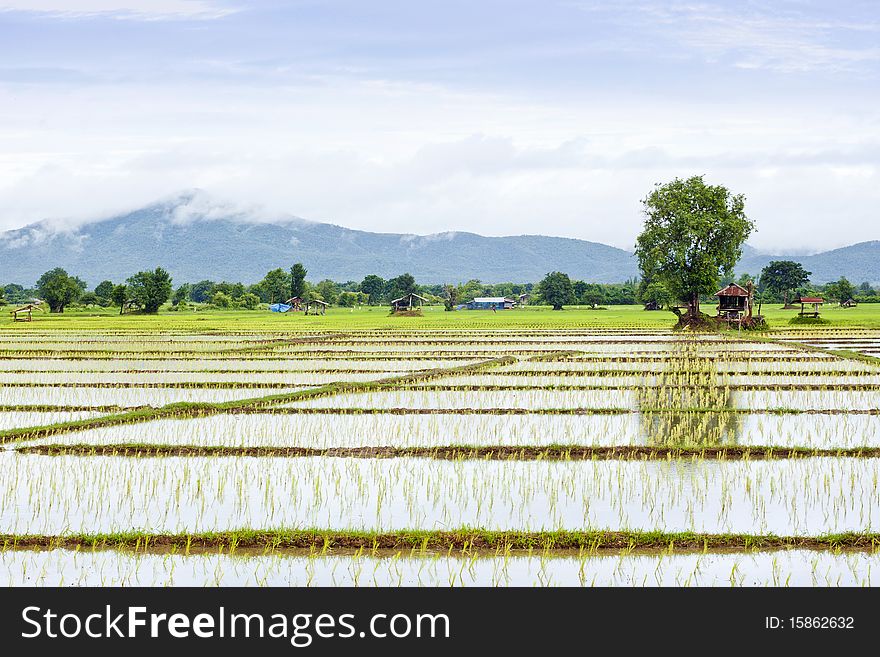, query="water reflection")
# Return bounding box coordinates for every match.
[638,339,741,447]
